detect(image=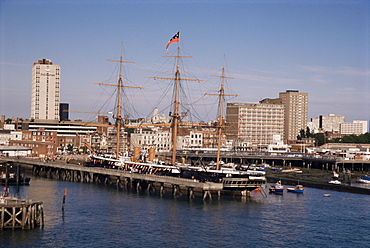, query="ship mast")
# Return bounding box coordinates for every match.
[149,34,203,165]
[207,56,237,170]
[115,46,124,158]
[171,46,181,165]
[95,44,142,158]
